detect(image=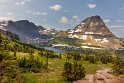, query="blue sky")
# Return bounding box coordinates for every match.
[0,0,124,37]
